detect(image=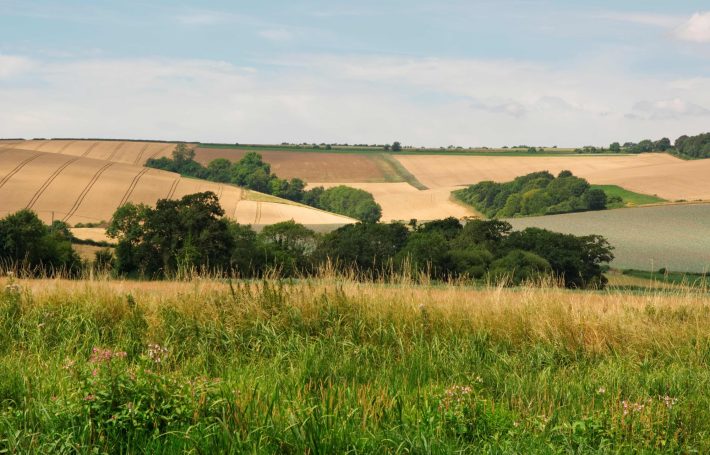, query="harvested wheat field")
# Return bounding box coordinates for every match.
[0,147,356,226]
[395,153,710,201]
[193,147,403,183]
[309,182,478,222]
[9,140,176,166]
